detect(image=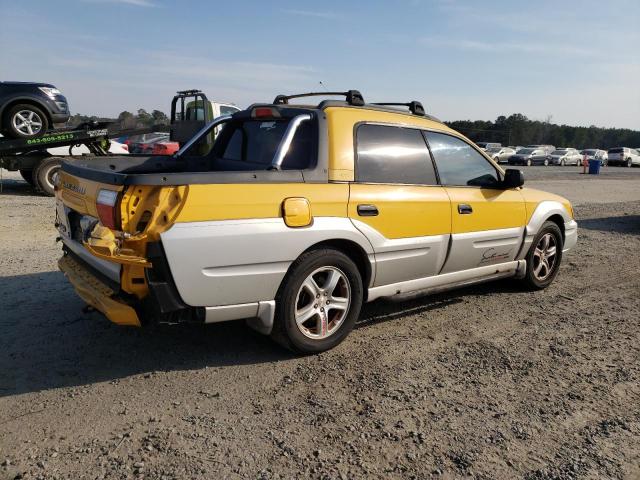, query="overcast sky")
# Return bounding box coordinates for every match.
[1,0,638,129]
